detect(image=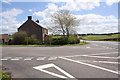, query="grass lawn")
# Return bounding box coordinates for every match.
[1,42,89,47]
[82,34,120,41]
